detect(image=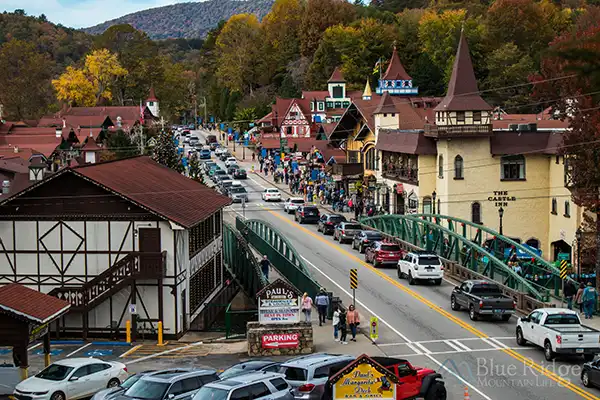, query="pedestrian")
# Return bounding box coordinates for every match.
[301,292,313,323]
[354,201,360,220]
[583,282,598,319]
[332,307,340,342]
[347,304,360,342]
[564,280,577,310]
[252,152,256,162]
[339,308,348,345]
[315,289,330,326]
[260,255,270,280]
[576,282,586,313]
